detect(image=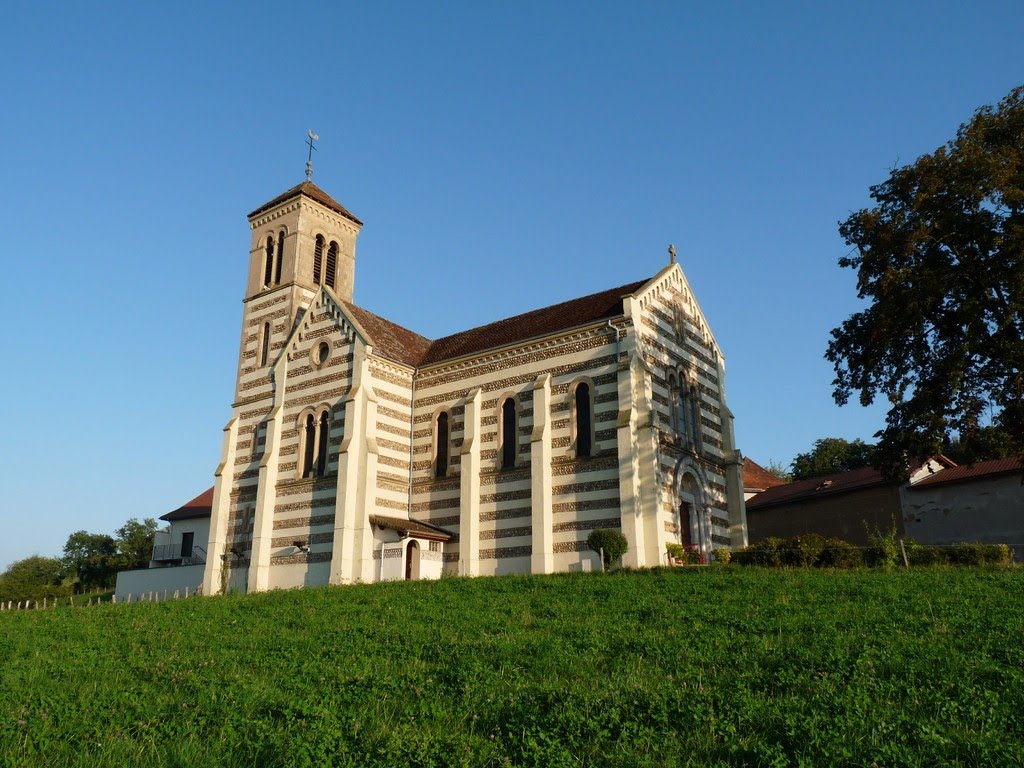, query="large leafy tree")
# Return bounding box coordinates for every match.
[828,85,1024,475]
[0,556,69,602]
[115,518,159,571]
[62,531,118,591]
[790,437,876,481]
